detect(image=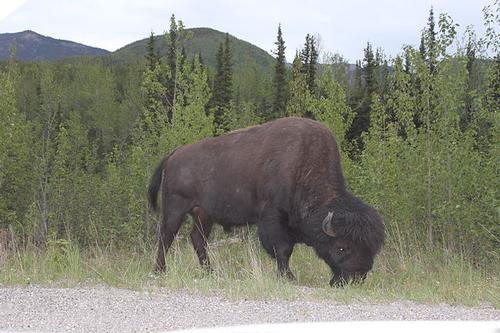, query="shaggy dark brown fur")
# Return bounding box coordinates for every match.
[149,117,384,286]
